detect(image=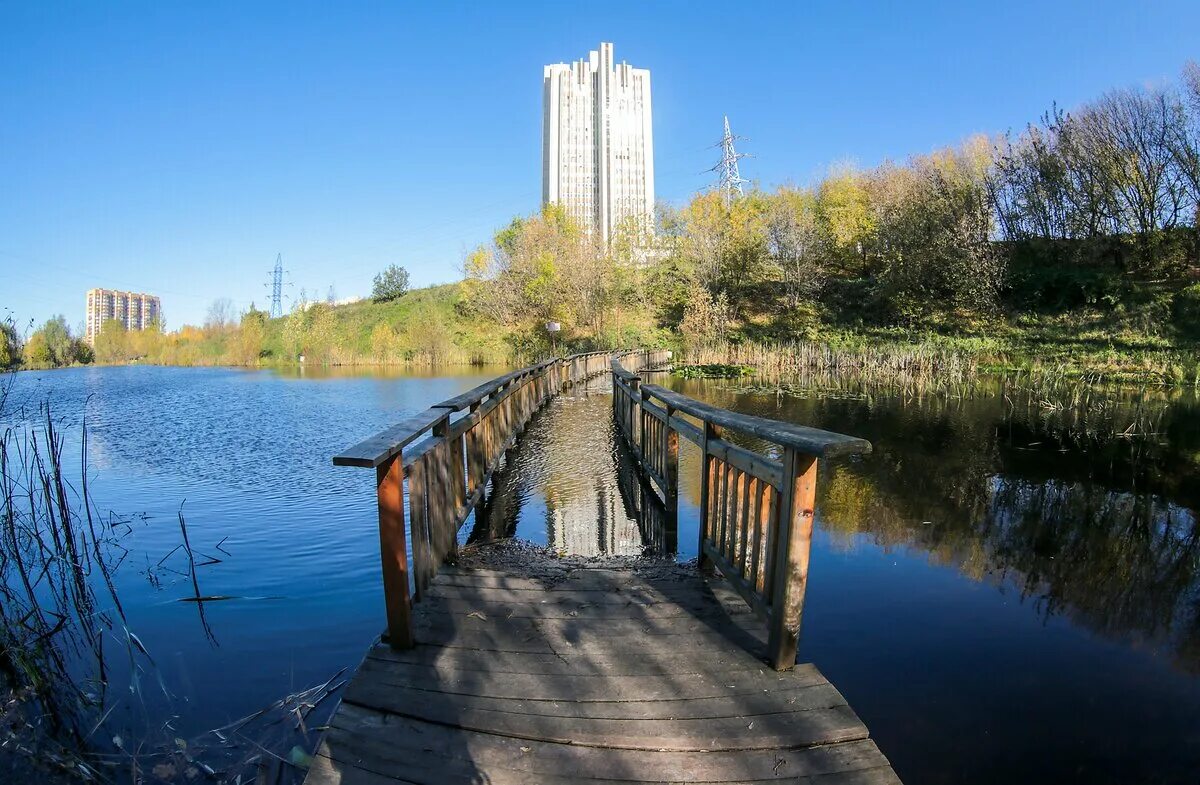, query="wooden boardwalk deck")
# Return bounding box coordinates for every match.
[307,566,900,784]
